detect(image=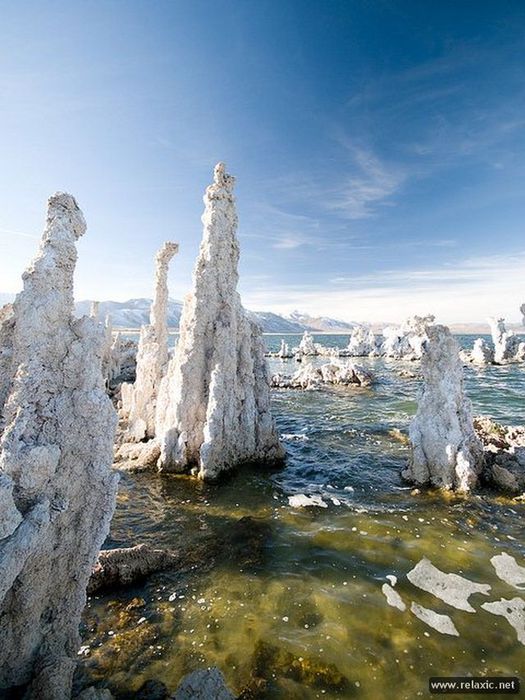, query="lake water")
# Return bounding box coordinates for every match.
[78,334,525,699]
